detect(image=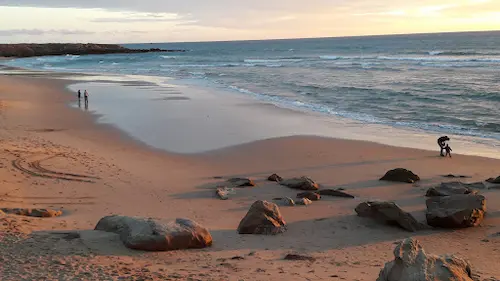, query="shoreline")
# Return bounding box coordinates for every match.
[1,72,500,279]
[3,64,500,159]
